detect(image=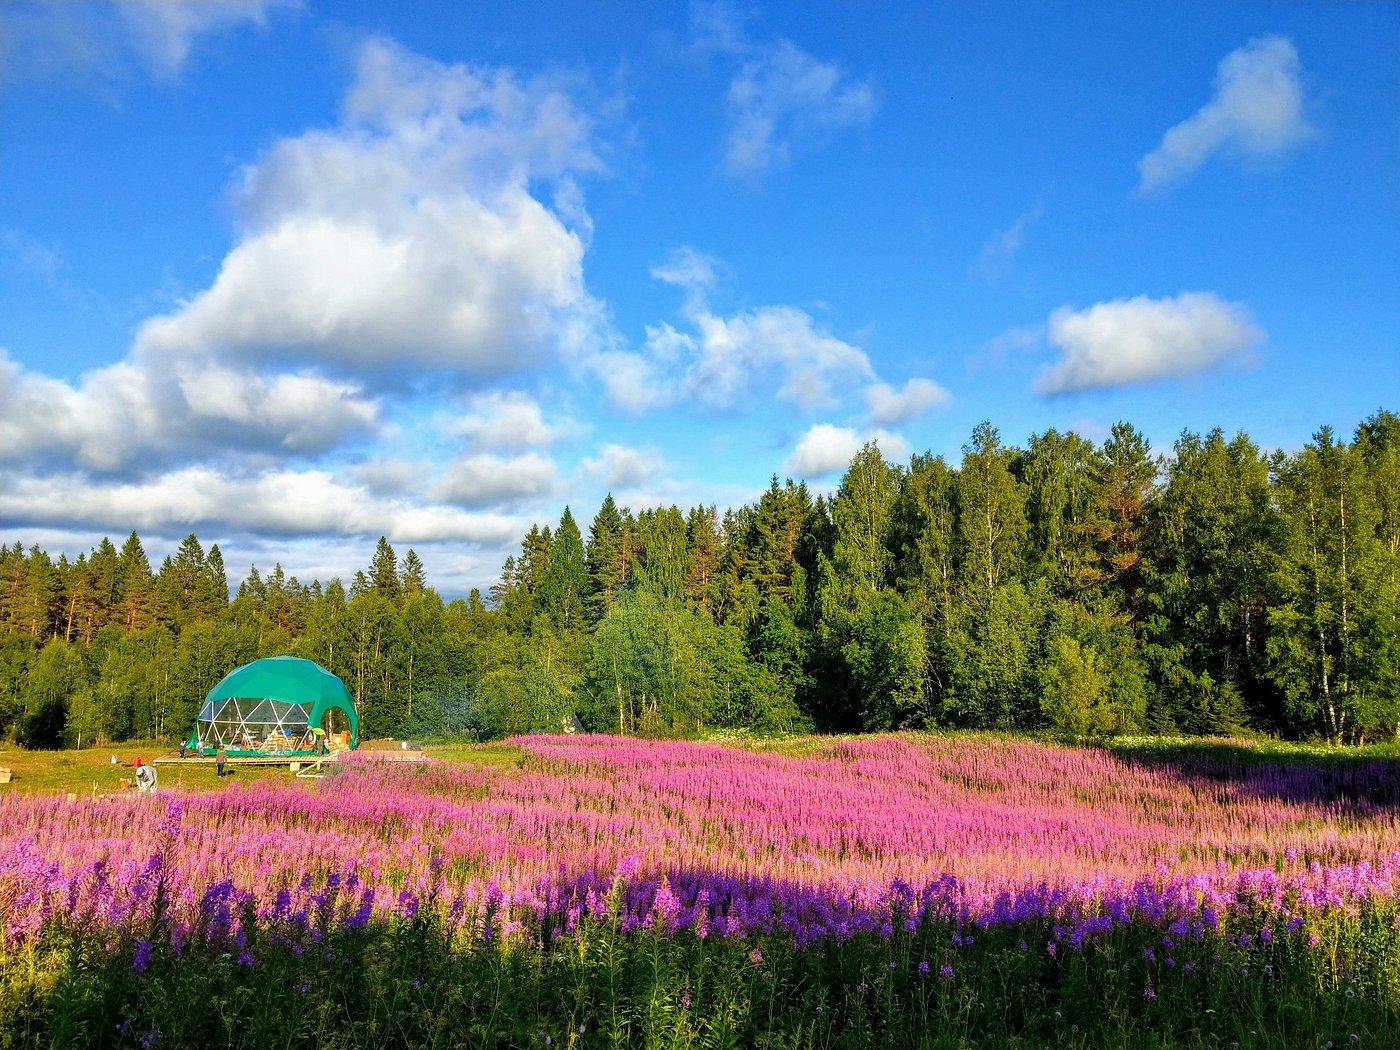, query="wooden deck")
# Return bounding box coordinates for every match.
[153,752,344,768]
